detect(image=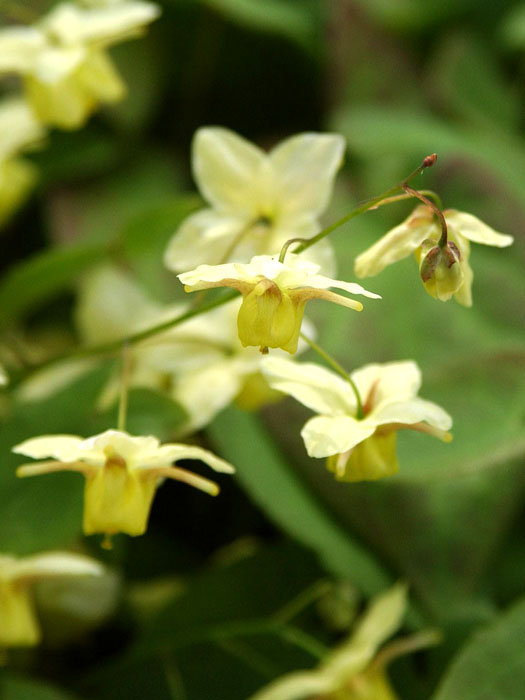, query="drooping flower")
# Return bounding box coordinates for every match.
[262,357,452,481]
[354,205,514,306]
[178,254,380,354]
[164,128,345,275]
[14,429,234,544]
[248,584,438,700]
[0,550,103,649]
[0,98,45,226]
[0,1,160,129]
